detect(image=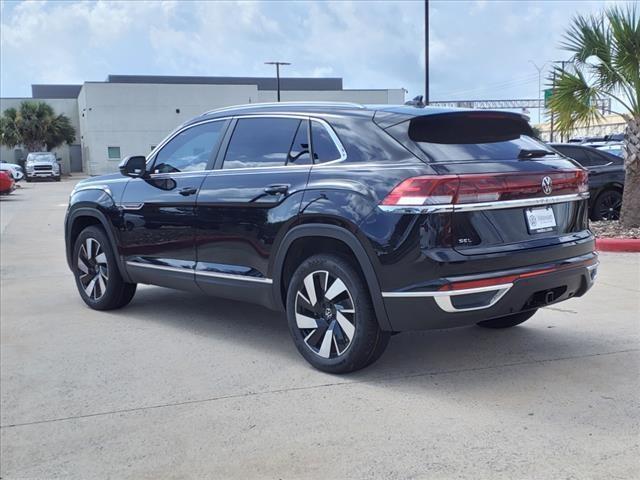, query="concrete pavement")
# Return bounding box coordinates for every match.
[1,179,639,479]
